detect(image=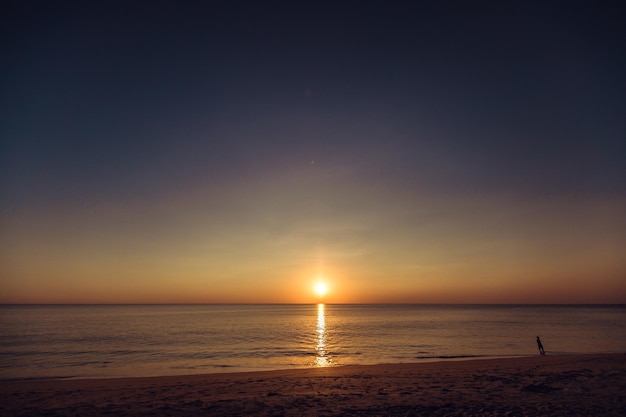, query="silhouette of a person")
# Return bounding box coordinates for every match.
[536,336,545,356]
